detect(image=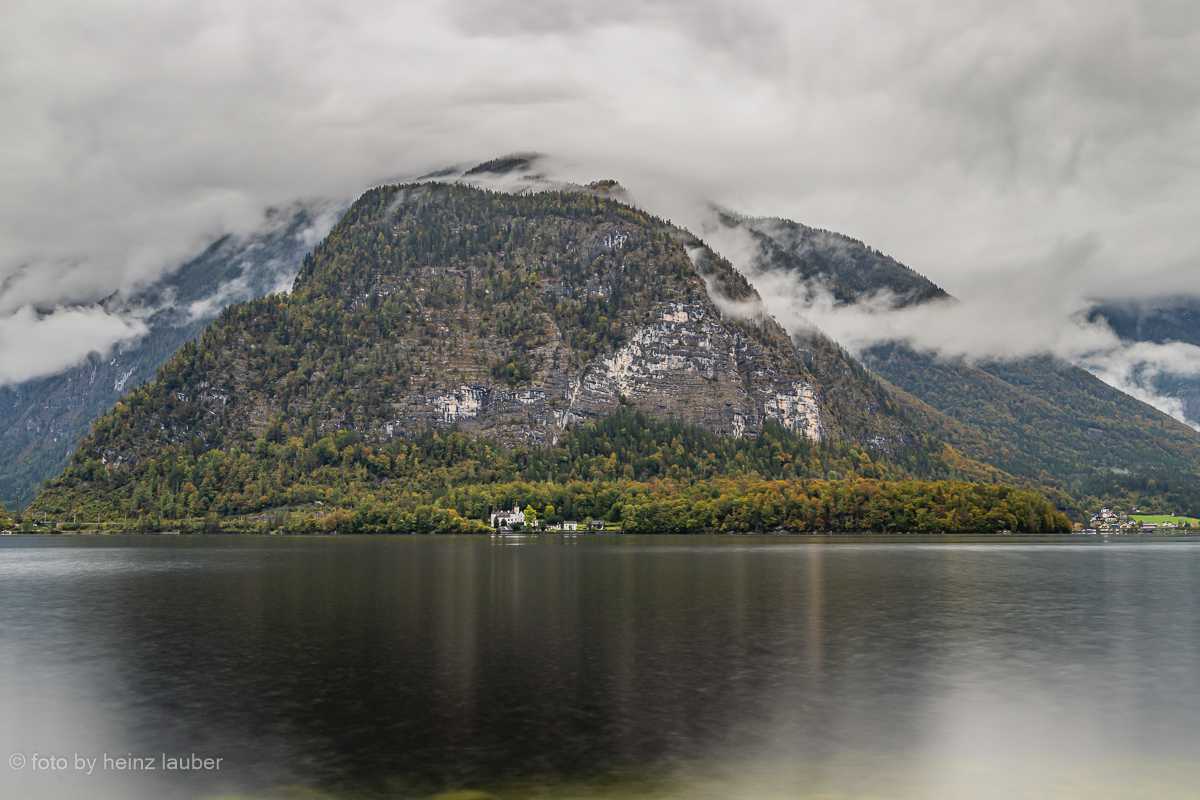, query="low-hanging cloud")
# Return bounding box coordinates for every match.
[742,236,1108,359]
[2,0,1200,384]
[702,221,1200,426]
[0,305,146,386]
